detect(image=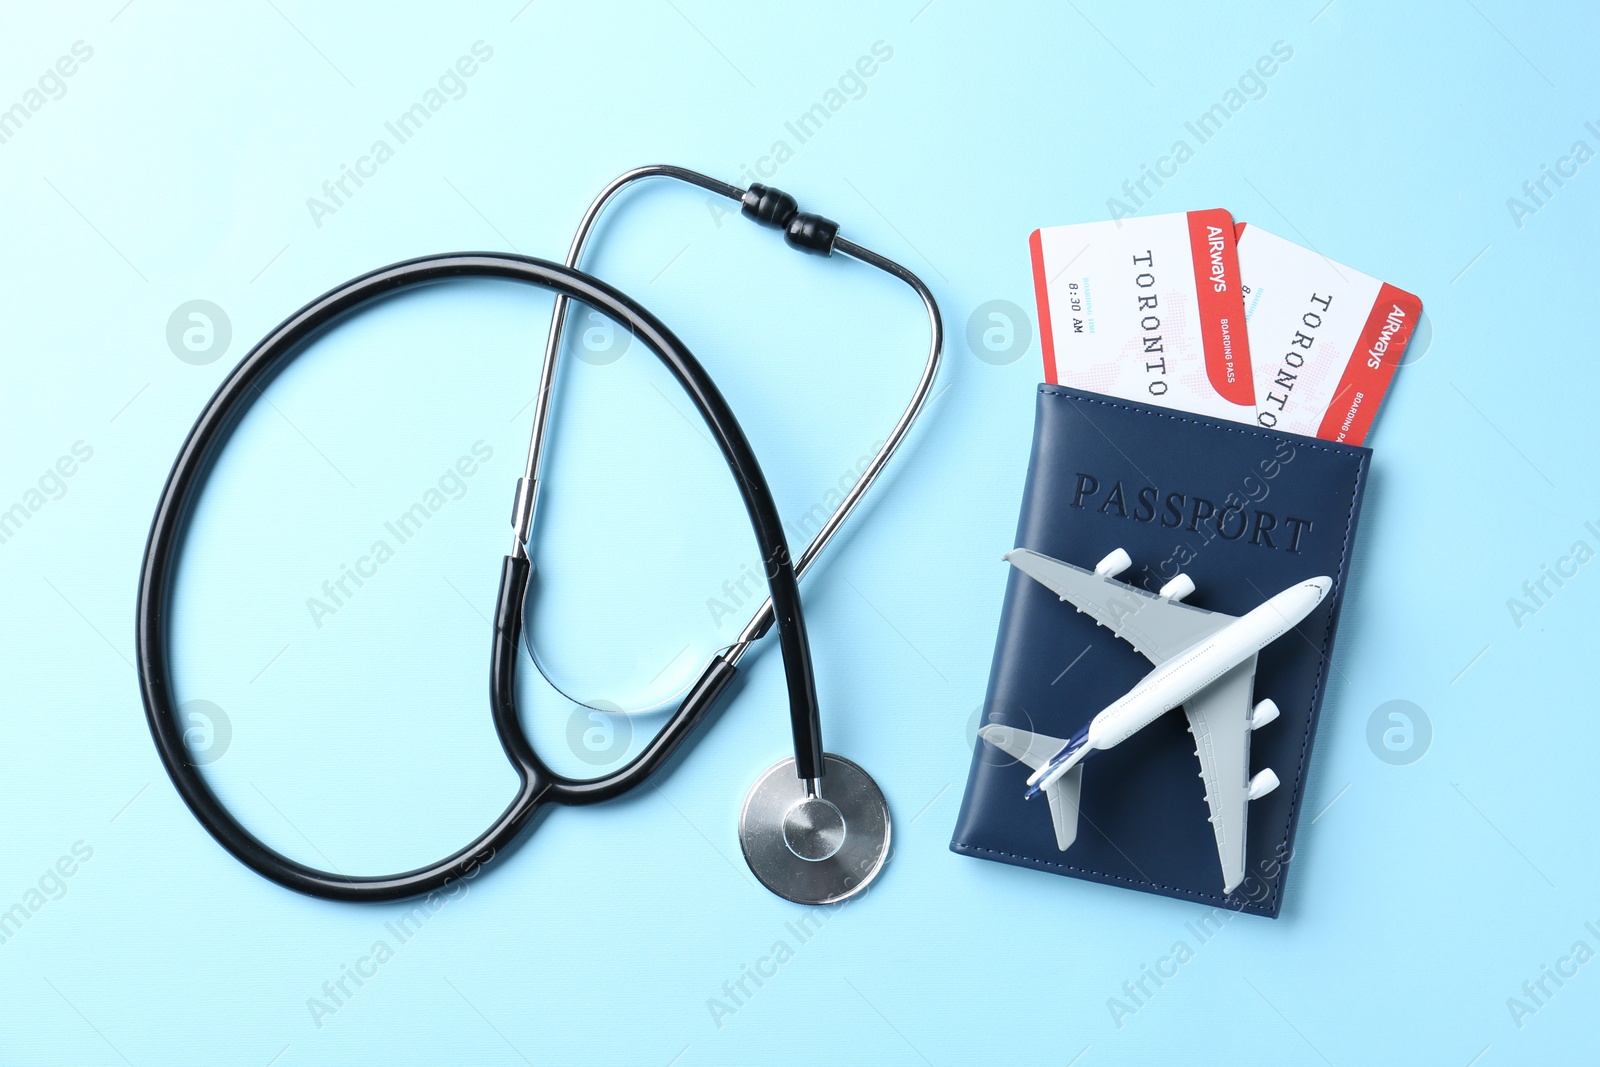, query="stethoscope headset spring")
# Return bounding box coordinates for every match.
[137,165,942,905]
